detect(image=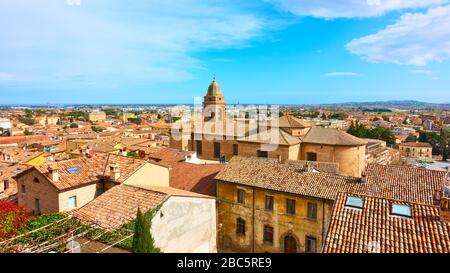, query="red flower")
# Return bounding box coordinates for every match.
[0,201,28,241]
